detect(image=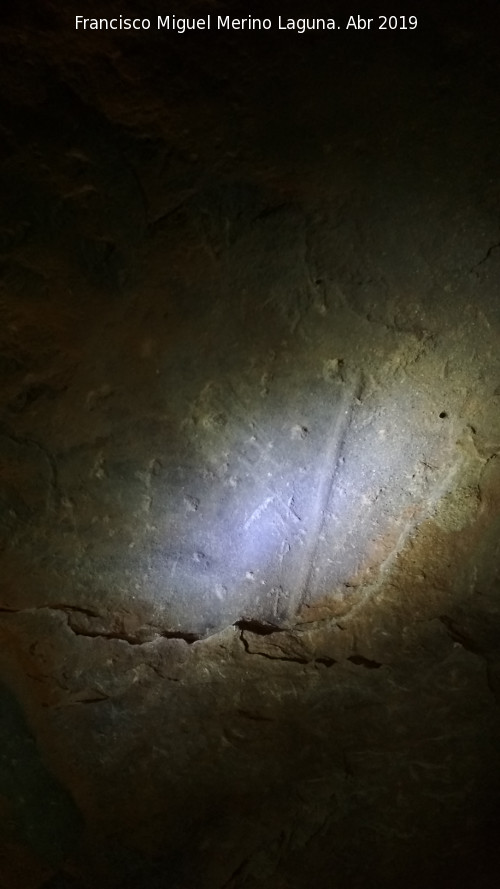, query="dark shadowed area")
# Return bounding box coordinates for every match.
[1,1,500,887]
